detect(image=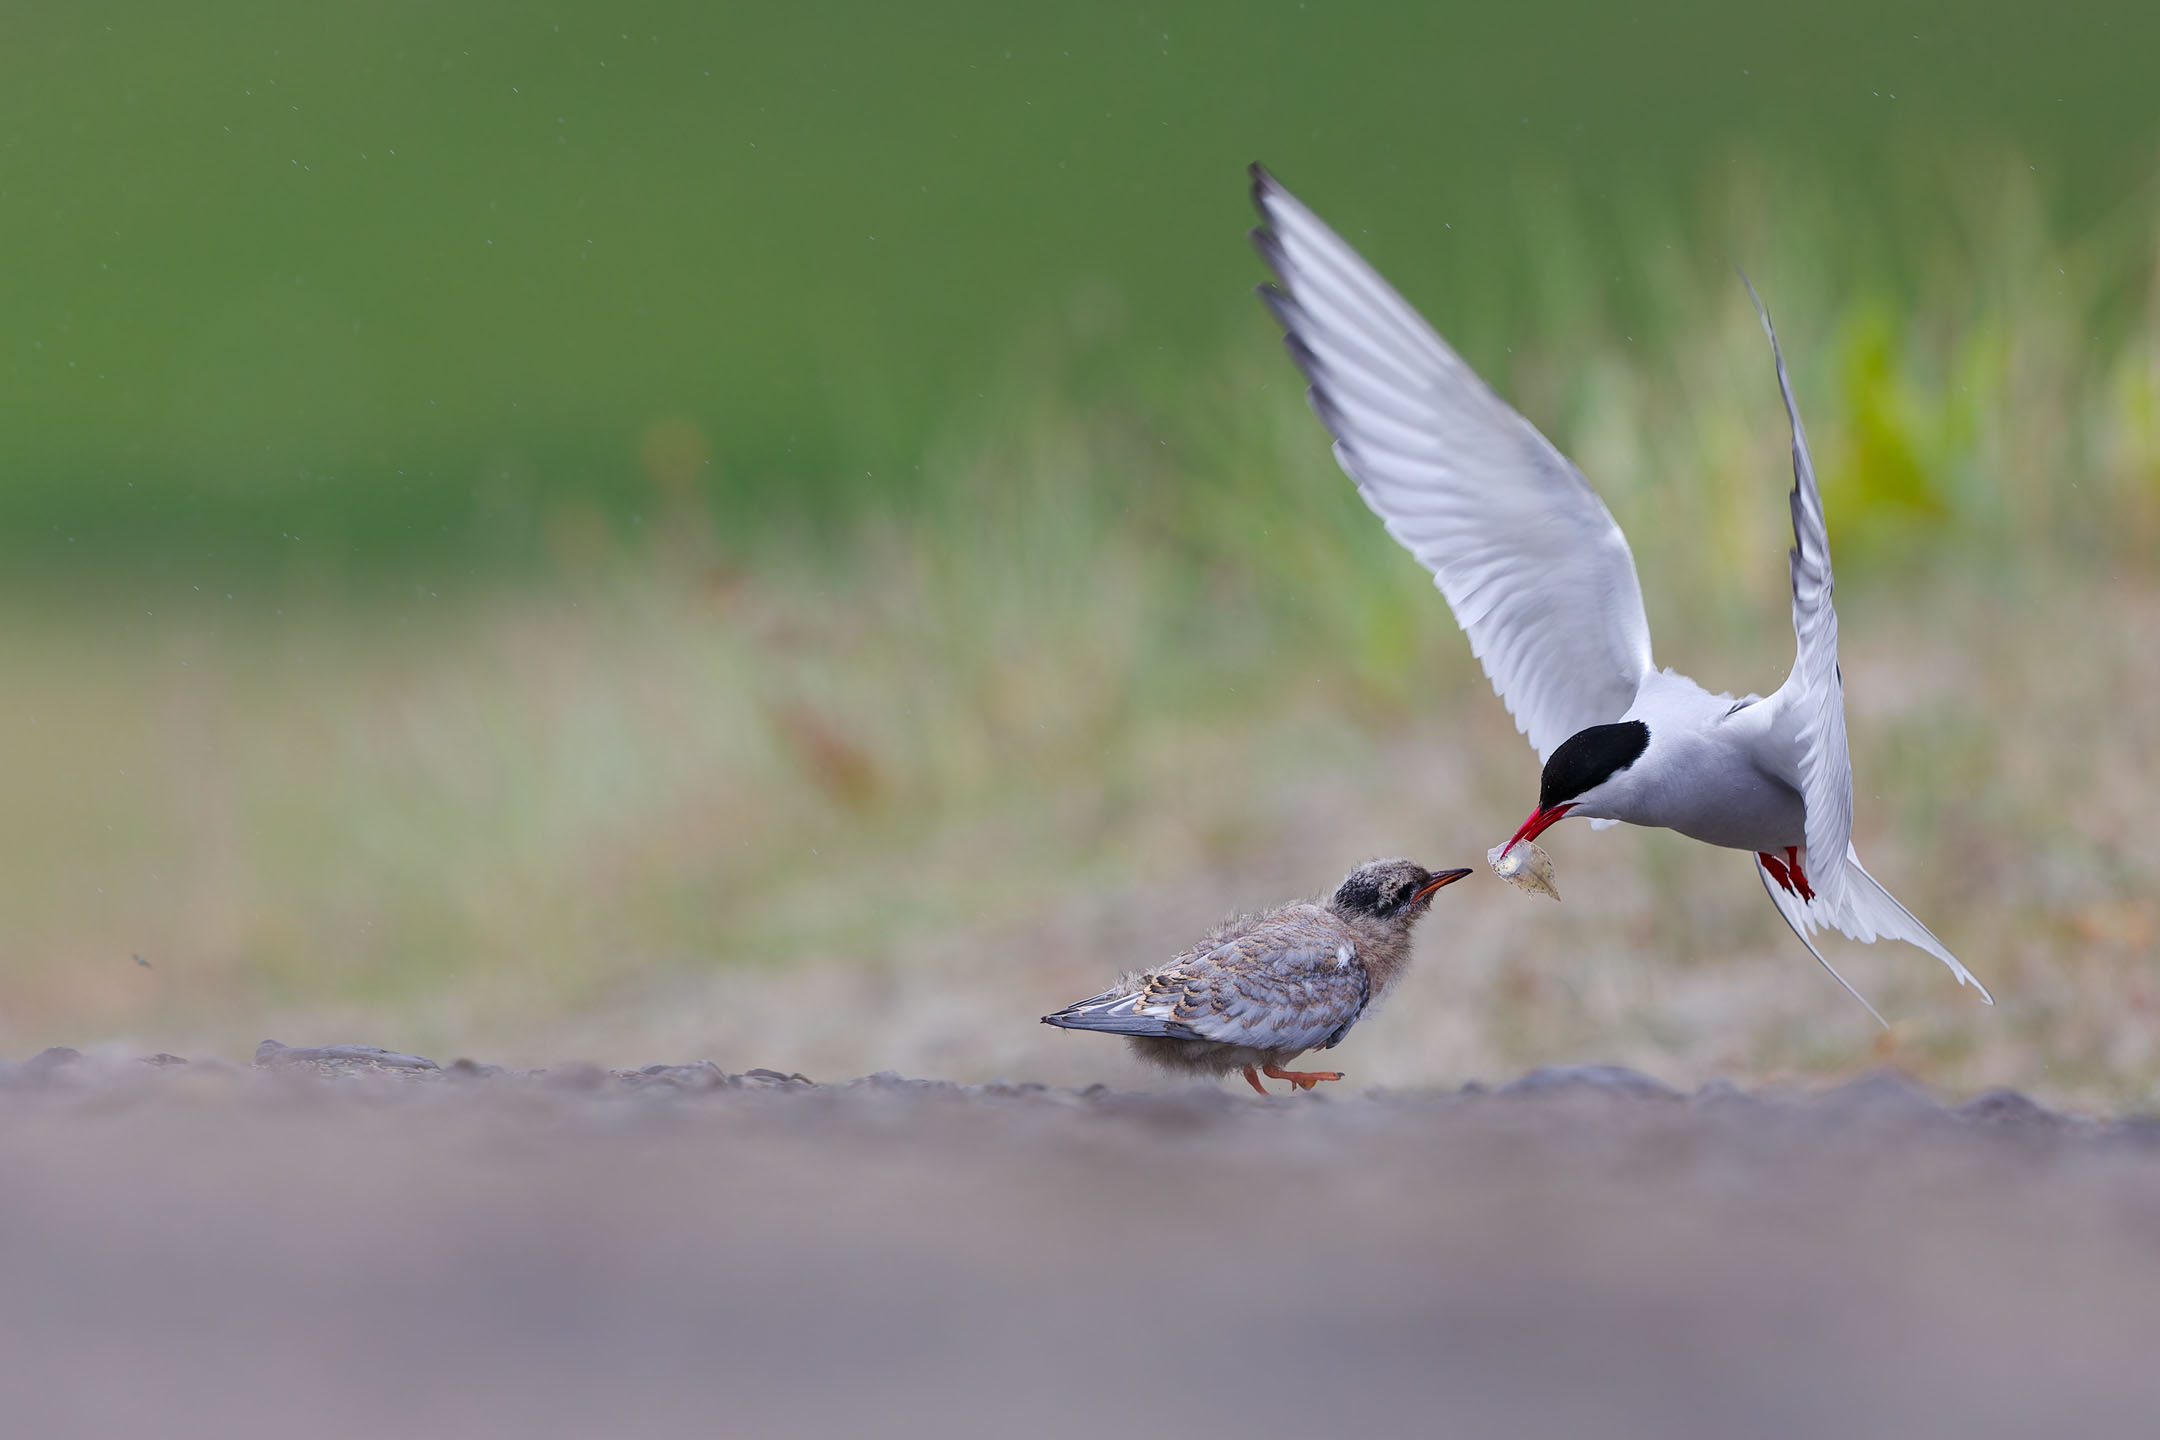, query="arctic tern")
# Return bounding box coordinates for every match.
[1248,164,1991,1020]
